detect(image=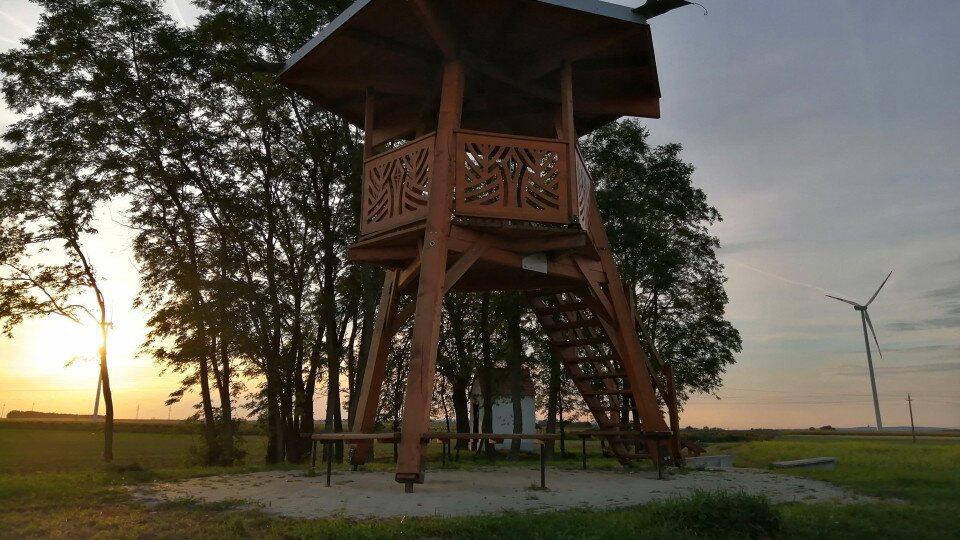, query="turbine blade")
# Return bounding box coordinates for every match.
[865,271,893,307]
[826,294,859,307]
[864,311,883,358]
